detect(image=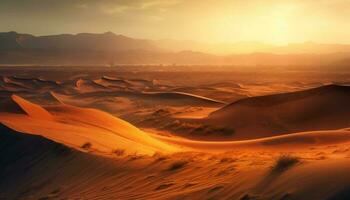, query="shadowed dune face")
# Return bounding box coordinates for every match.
[206,85,350,140]
[11,94,53,119]
[0,96,27,114]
